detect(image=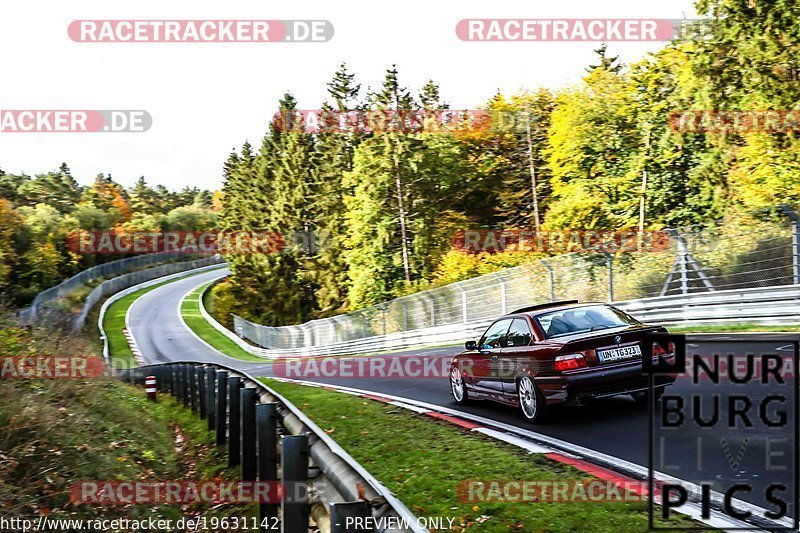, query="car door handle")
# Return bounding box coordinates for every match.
[491,355,499,362]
